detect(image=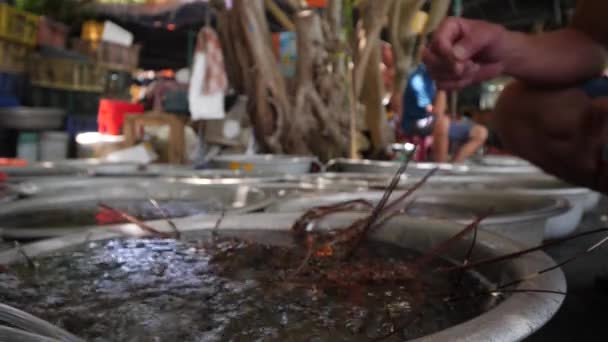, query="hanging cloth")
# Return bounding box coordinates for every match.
[200,27,228,95]
[188,27,227,120]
